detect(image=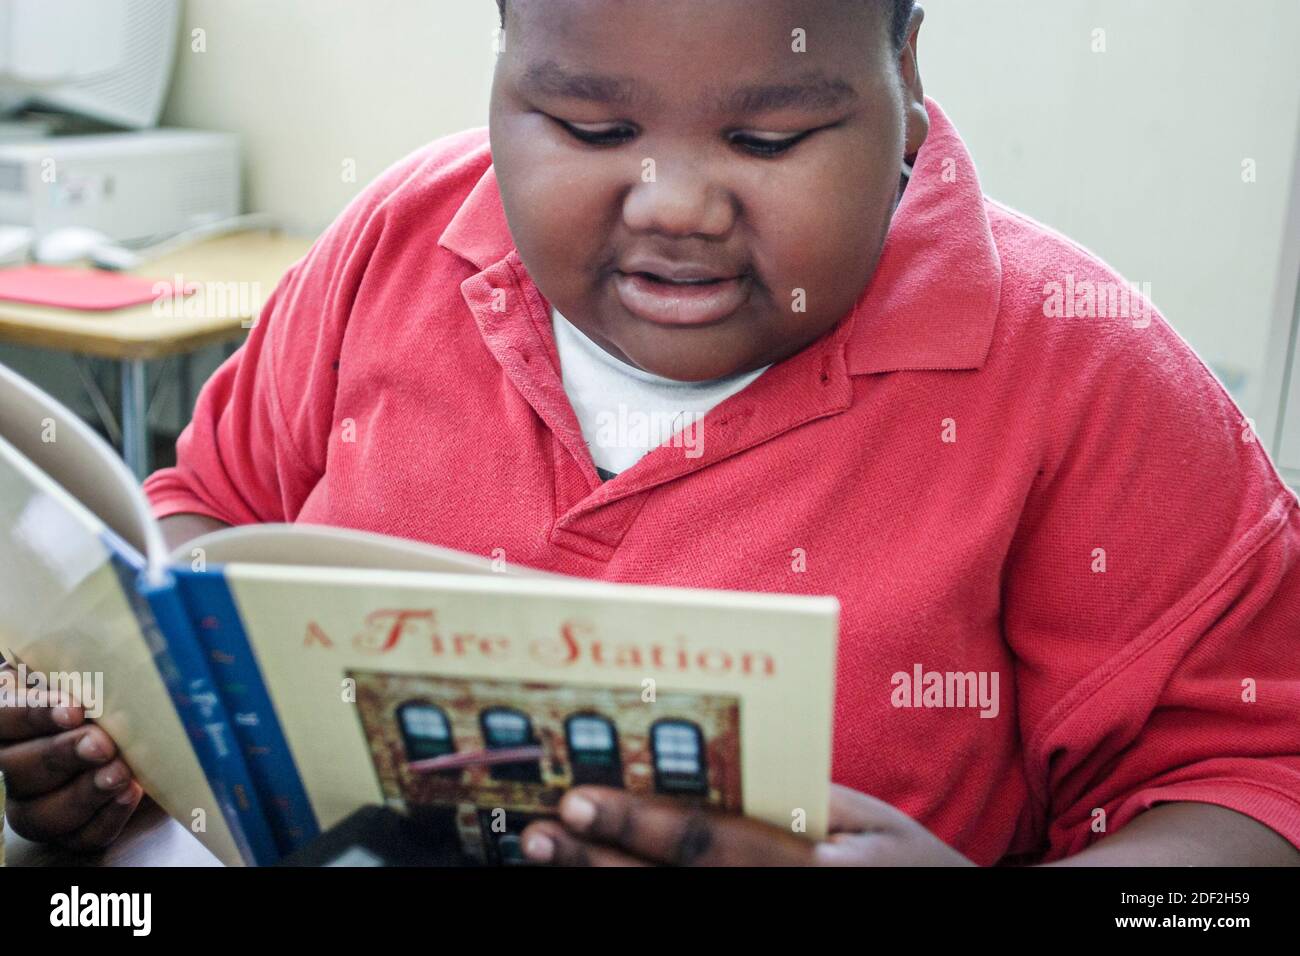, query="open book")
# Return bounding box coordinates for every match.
[0,360,838,866]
